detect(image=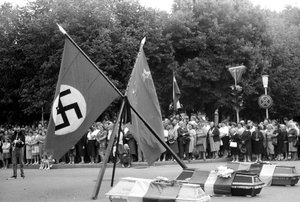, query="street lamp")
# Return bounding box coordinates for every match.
[262,75,269,119]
